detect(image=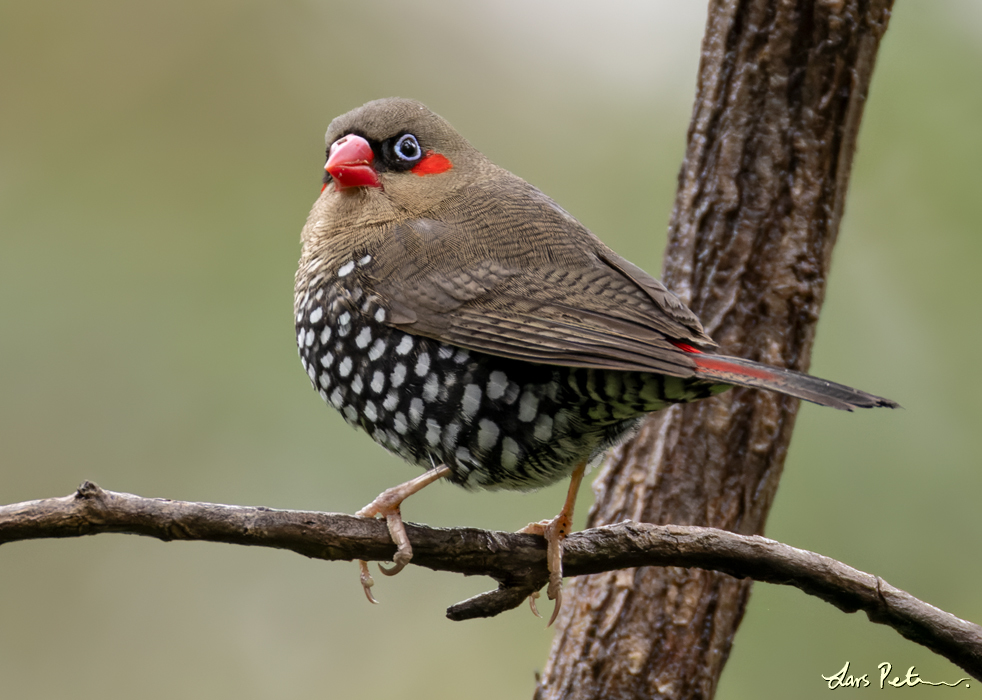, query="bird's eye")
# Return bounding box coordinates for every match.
[394,134,421,162]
